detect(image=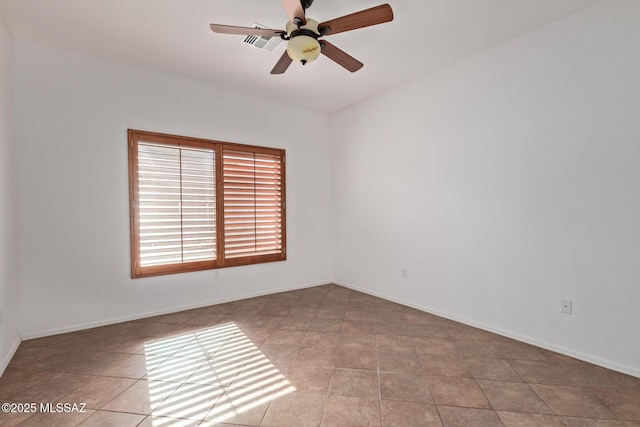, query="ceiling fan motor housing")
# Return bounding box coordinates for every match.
[285,19,321,65]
